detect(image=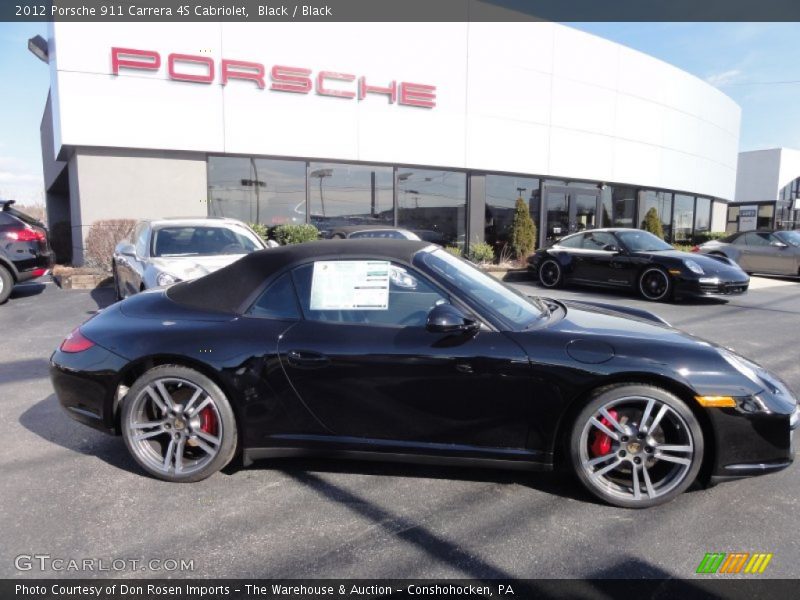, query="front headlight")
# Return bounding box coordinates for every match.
[156,272,180,287]
[684,259,704,275]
